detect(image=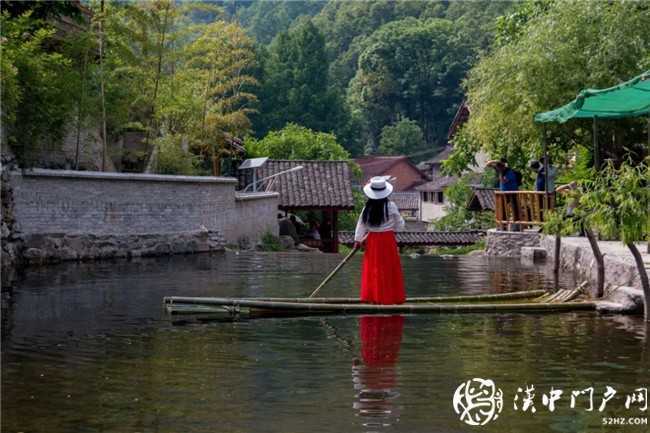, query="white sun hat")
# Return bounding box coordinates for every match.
[363,176,394,200]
